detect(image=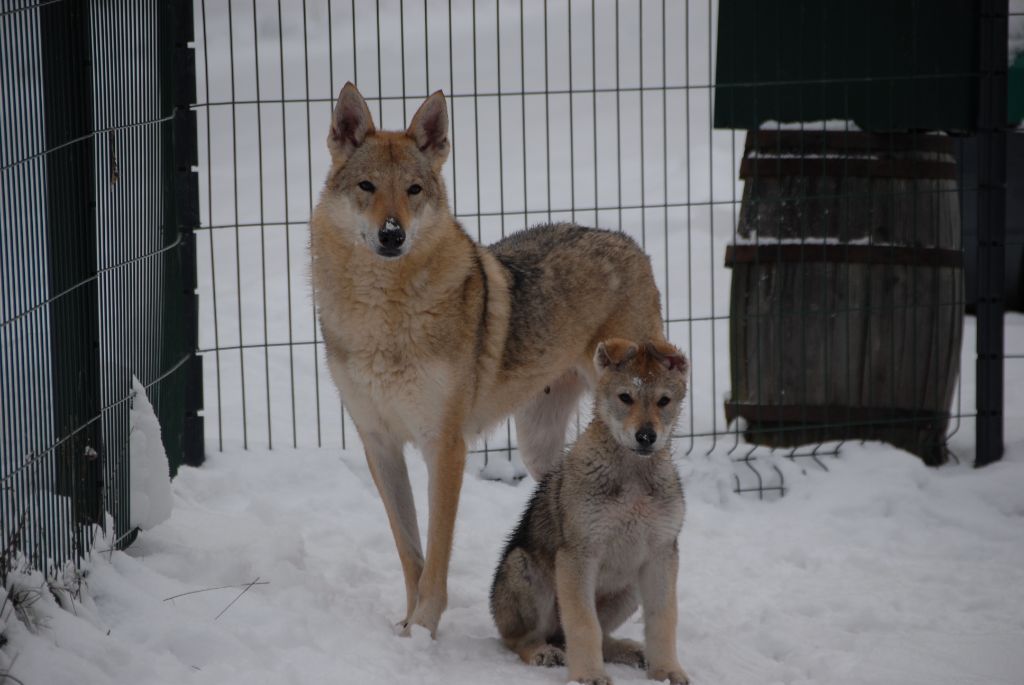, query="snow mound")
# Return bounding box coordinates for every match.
[129,376,172,530]
[478,452,527,484]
